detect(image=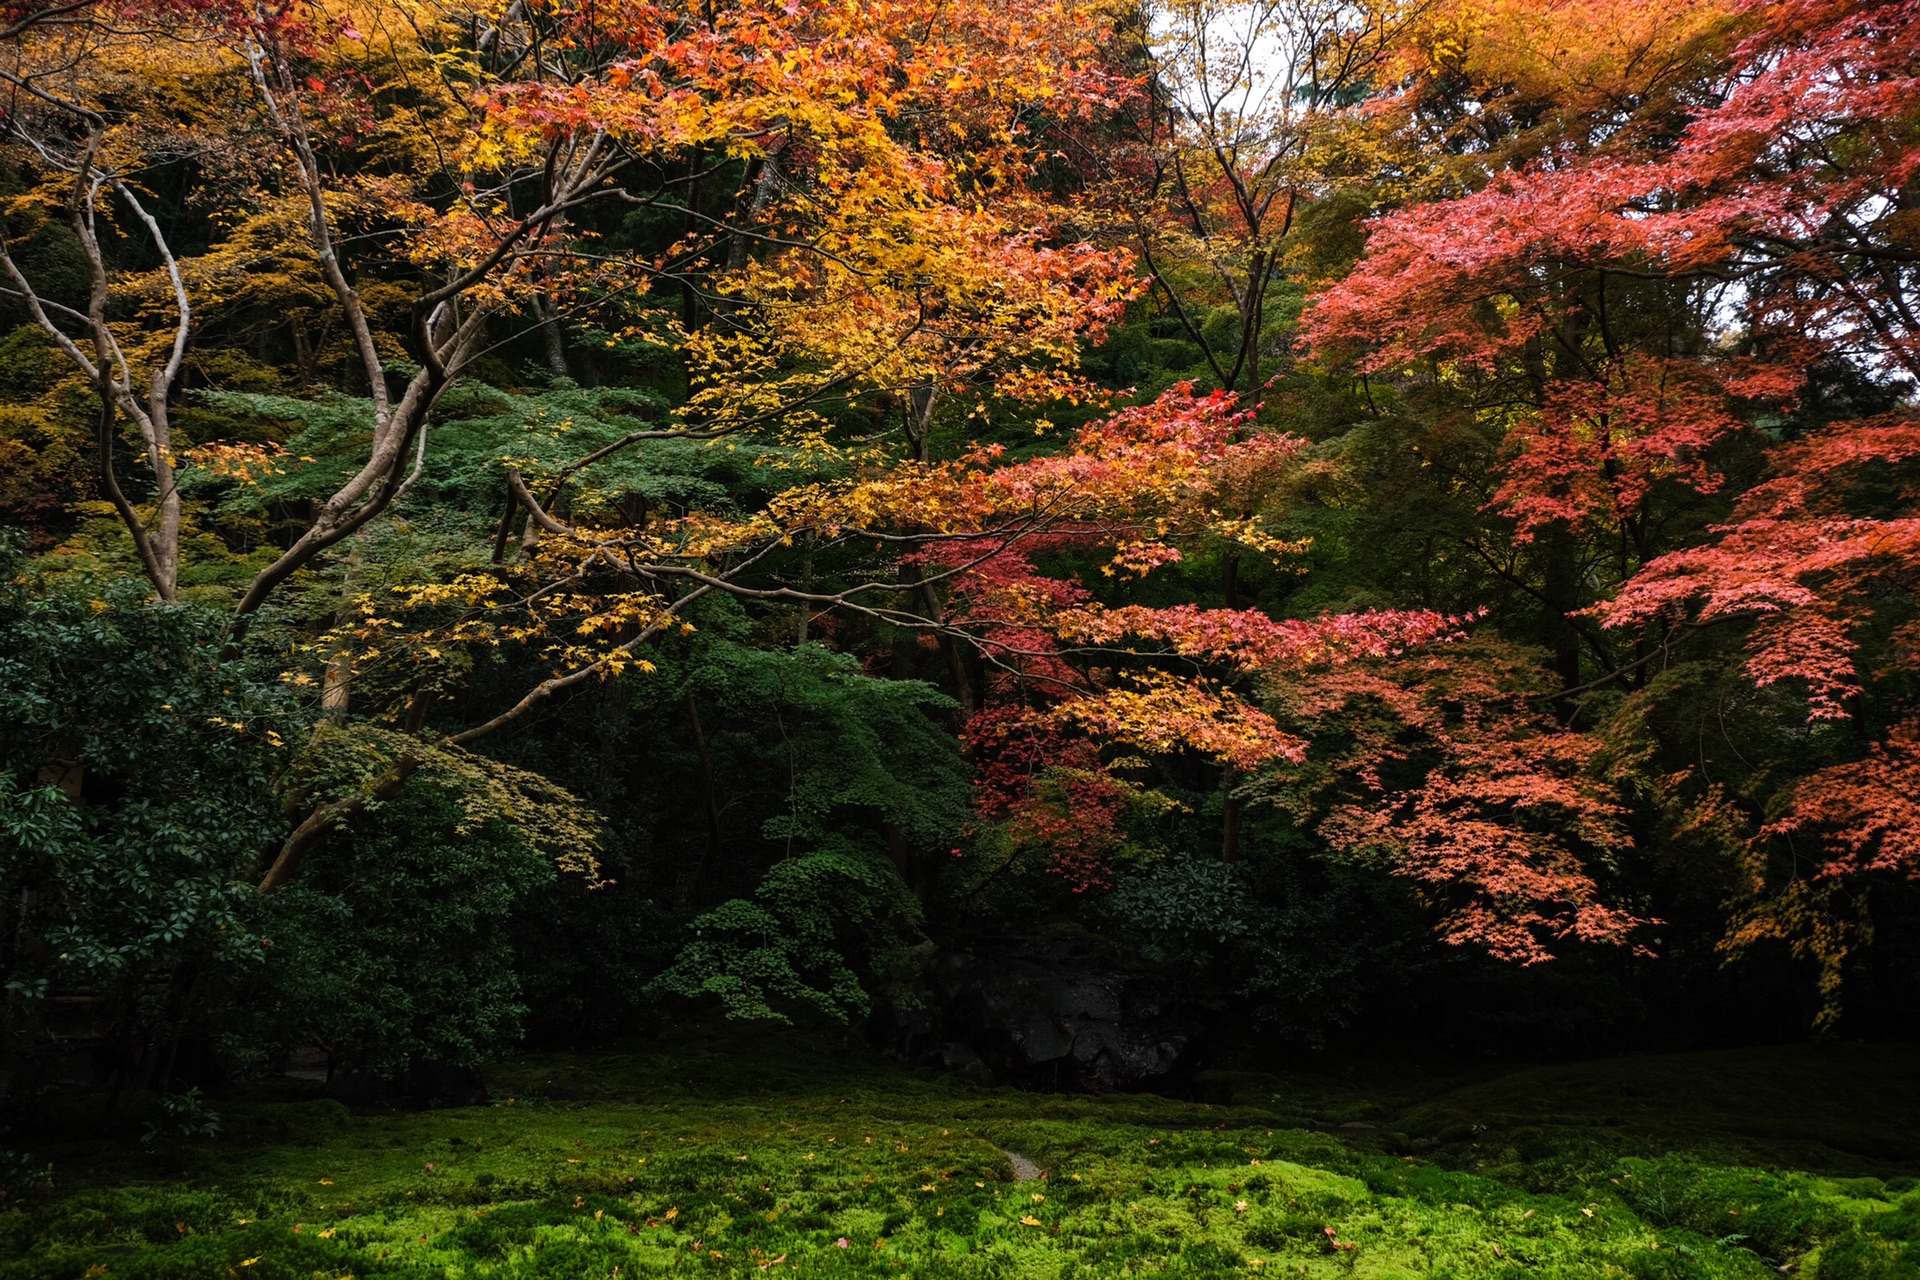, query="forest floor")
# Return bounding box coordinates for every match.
[3,1025,1917,1280]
